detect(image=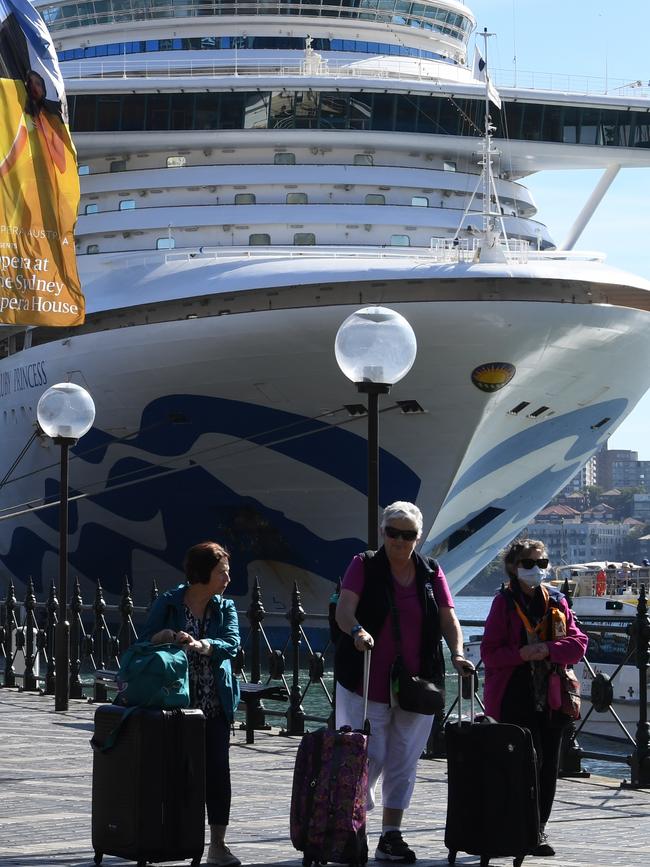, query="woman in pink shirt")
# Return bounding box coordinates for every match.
[335,501,473,864]
[481,538,587,858]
